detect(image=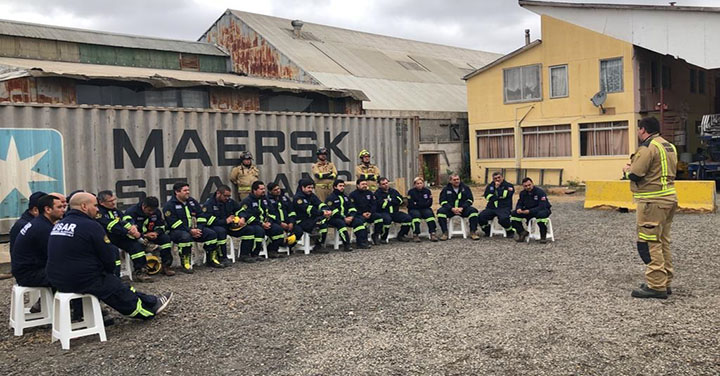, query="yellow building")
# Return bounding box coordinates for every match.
[464,12,717,185]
